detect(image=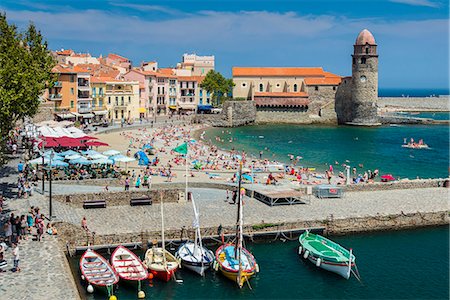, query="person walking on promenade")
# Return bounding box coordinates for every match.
[12,243,20,272]
[135,175,141,188]
[124,177,130,191]
[81,217,89,232]
[4,221,12,246]
[36,219,44,242]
